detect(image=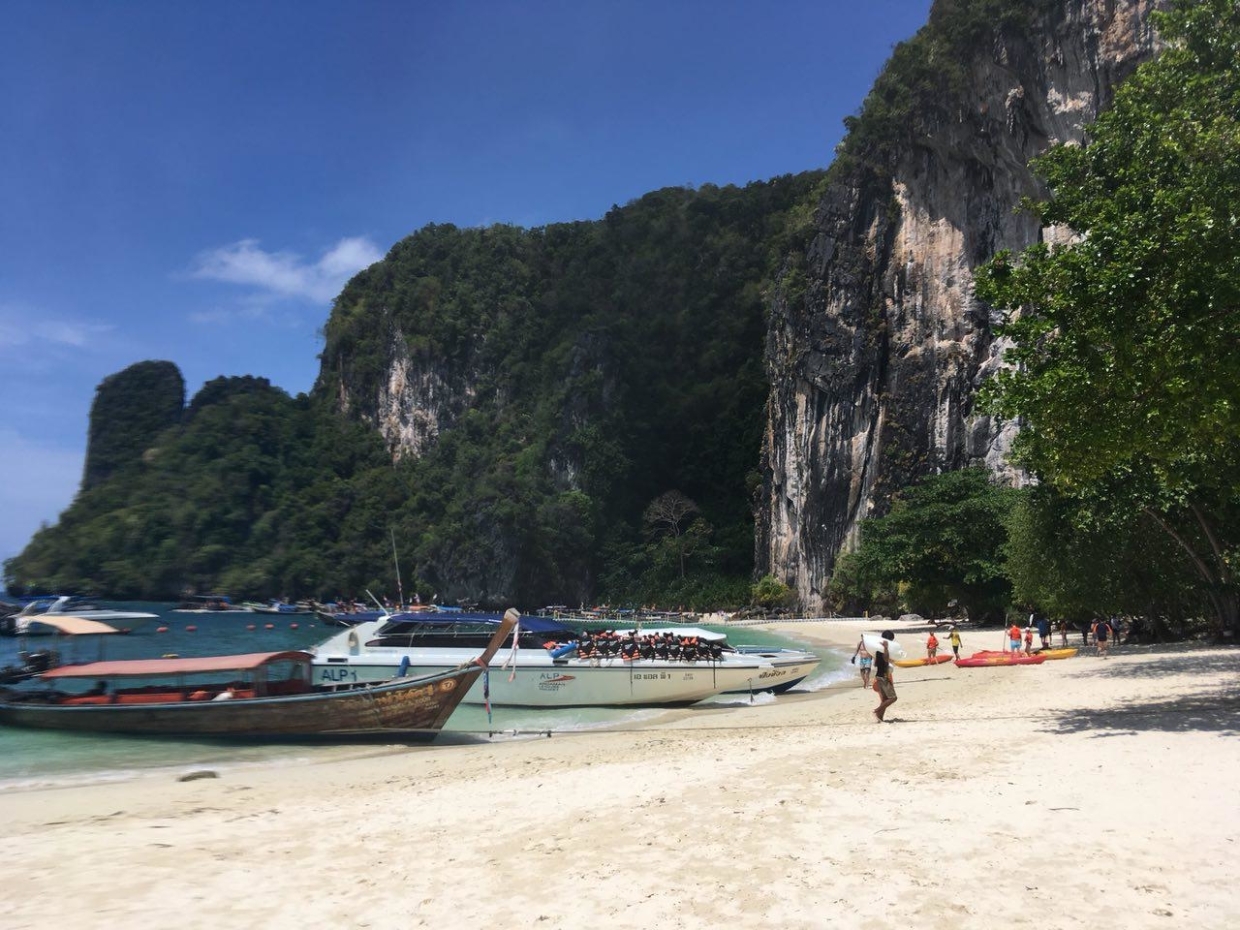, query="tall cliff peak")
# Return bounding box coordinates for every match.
[758,0,1165,611]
